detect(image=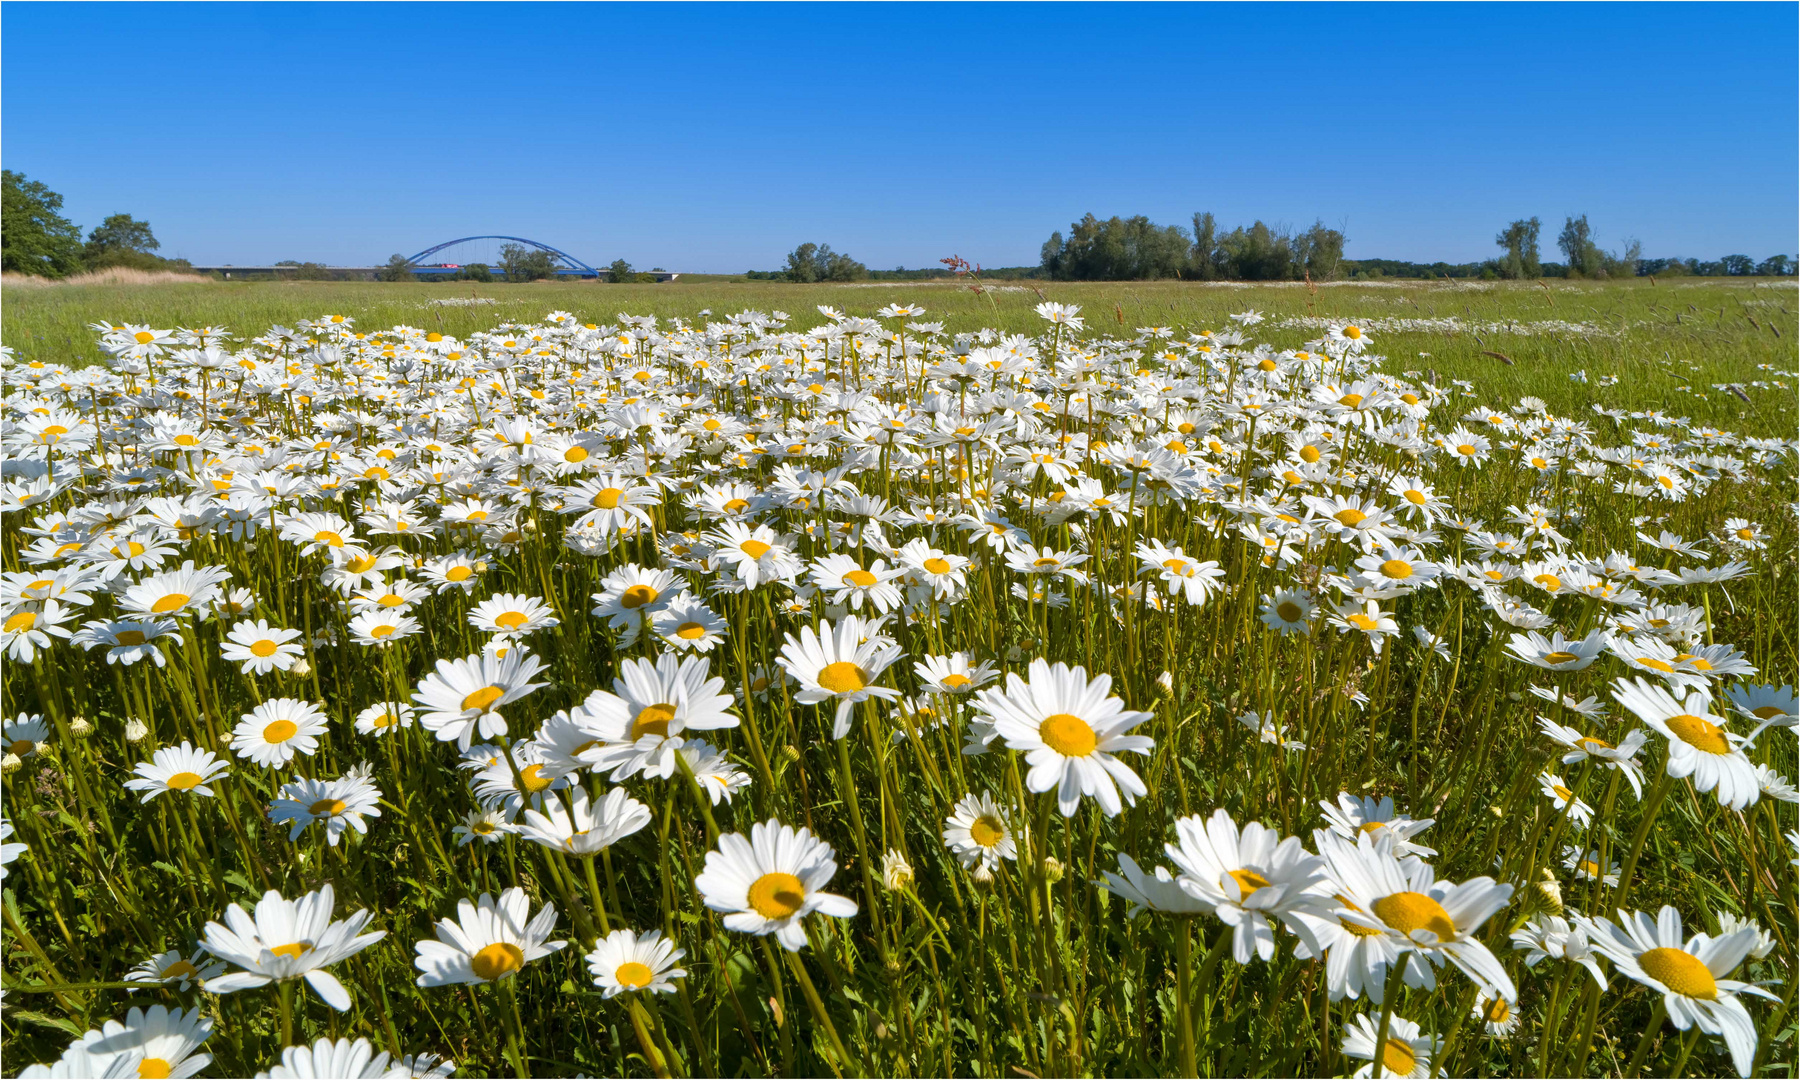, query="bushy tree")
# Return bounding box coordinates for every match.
[1557,215,1604,278]
[499,243,556,282]
[456,263,494,282]
[1757,254,1793,276]
[2,170,85,277]
[1189,212,1219,280]
[1495,217,1542,279]
[377,254,414,282]
[608,258,634,283]
[784,243,866,282]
